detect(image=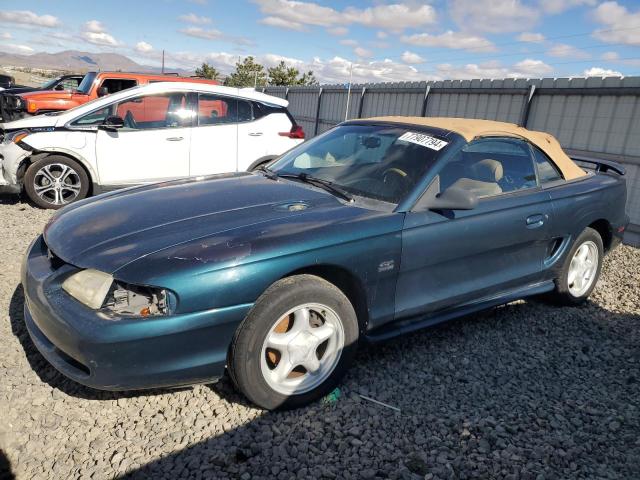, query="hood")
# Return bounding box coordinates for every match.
[44,172,349,274]
[1,86,38,95]
[20,89,75,101]
[1,113,60,130]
